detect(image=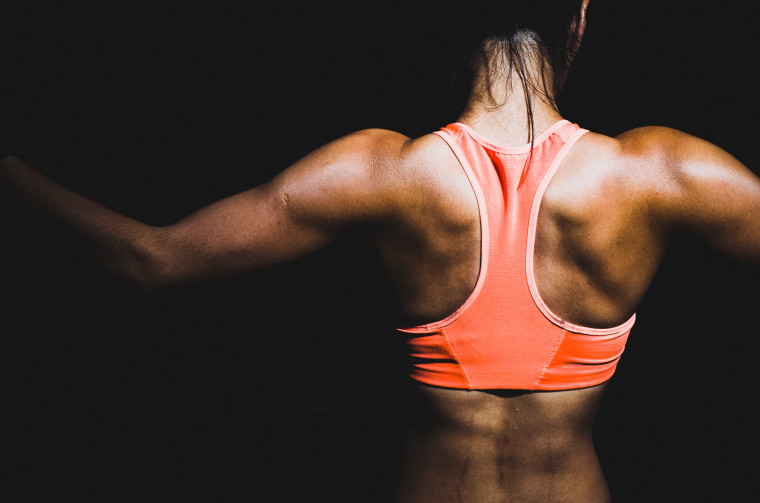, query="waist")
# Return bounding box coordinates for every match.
[409,382,605,434]
[397,383,610,502]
